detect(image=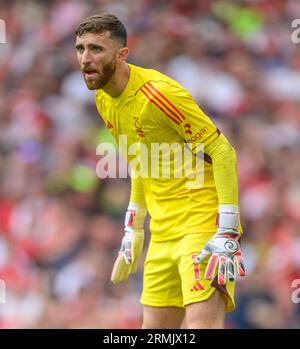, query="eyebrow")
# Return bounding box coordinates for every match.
[75,43,104,50]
